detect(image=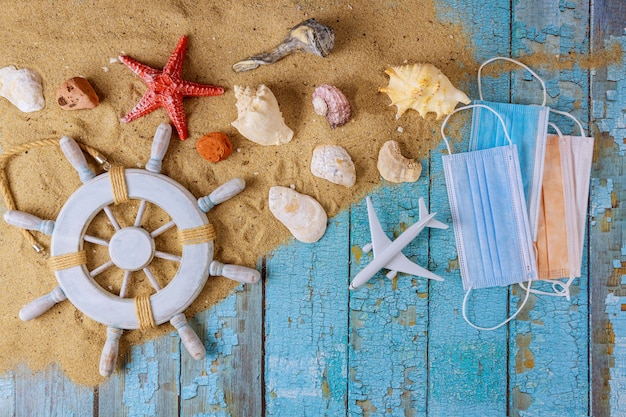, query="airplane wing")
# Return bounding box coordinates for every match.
[385,251,444,281]
[366,197,444,281]
[366,196,393,257]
